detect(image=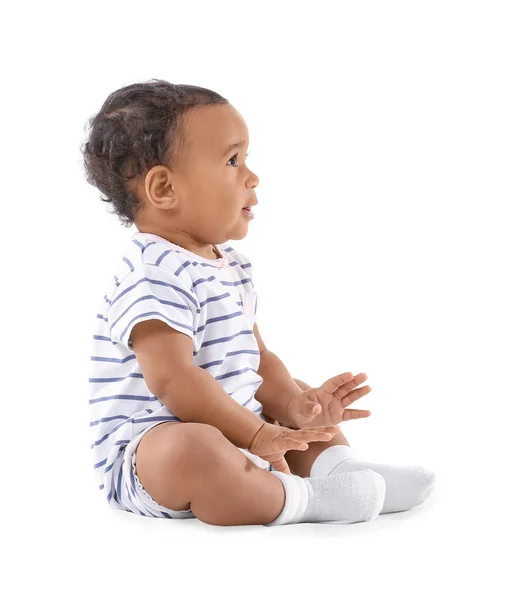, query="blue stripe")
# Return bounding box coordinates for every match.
[192,275,217,289]
[199,260,236,269]
[90,354,136,364]
[196,311,242,333]
[154,248,194,274]
[111,276,199,310]
[220,278,252,287]
[89,394,159,405]
[90,414,132,427]
[241,389,262,408]
[92,429,129,448]
[215,366,254,381]
[110,293,193,332]
[124,479,132,500]
[89,373,144,383]
[174,261,193,276]
[90,409,152,428]
[199,359,224,369]
[211,259,237,268]
[227,349,260,357]
[199,291,231,305]
[204,310,242,324]
[125,481,146,516]
[104,448,129,474]
[155,249,174,266]
[200,328,253,348]
[197,349,259,370]
[130,462,137,495]
[117,462,123,500]
[93,335,112,342]
[192,275,251,289]
[132,239,145,252]
[123,257,135,272]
